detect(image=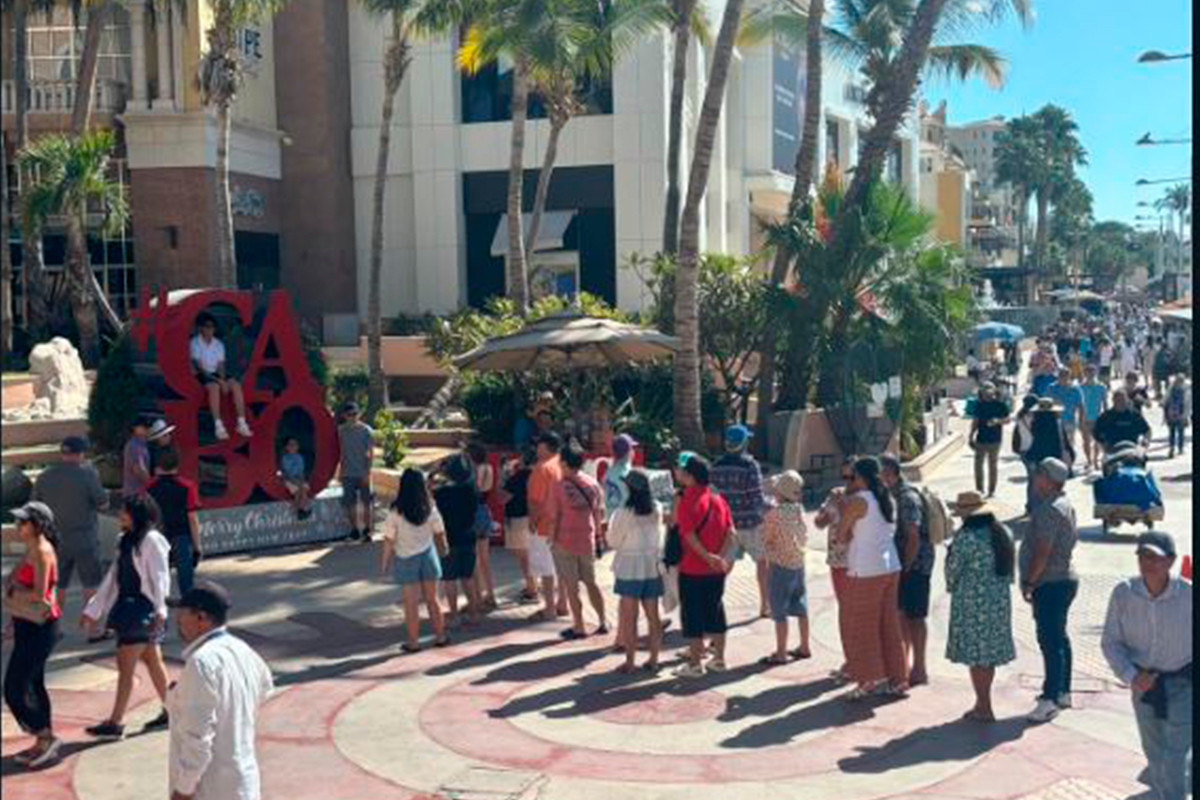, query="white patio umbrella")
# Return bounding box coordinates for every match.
[453,311,680,372]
